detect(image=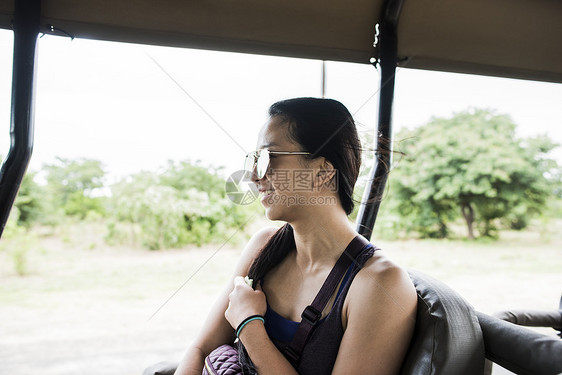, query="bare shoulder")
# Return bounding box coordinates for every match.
[234,226,279,275]
[245,226,278,255]
[346,250,417,320]
[355,250,415,291]
[334,251,417,374]
[357,250,413,288]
